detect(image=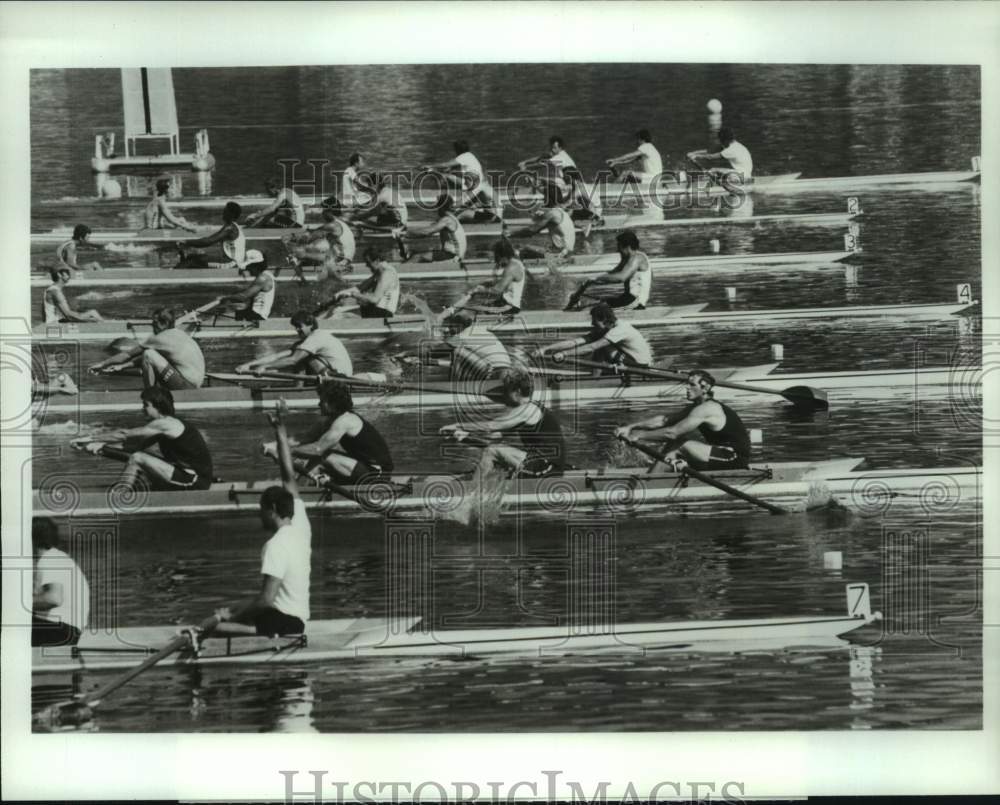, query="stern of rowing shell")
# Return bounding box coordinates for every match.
[846,583,882,624]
